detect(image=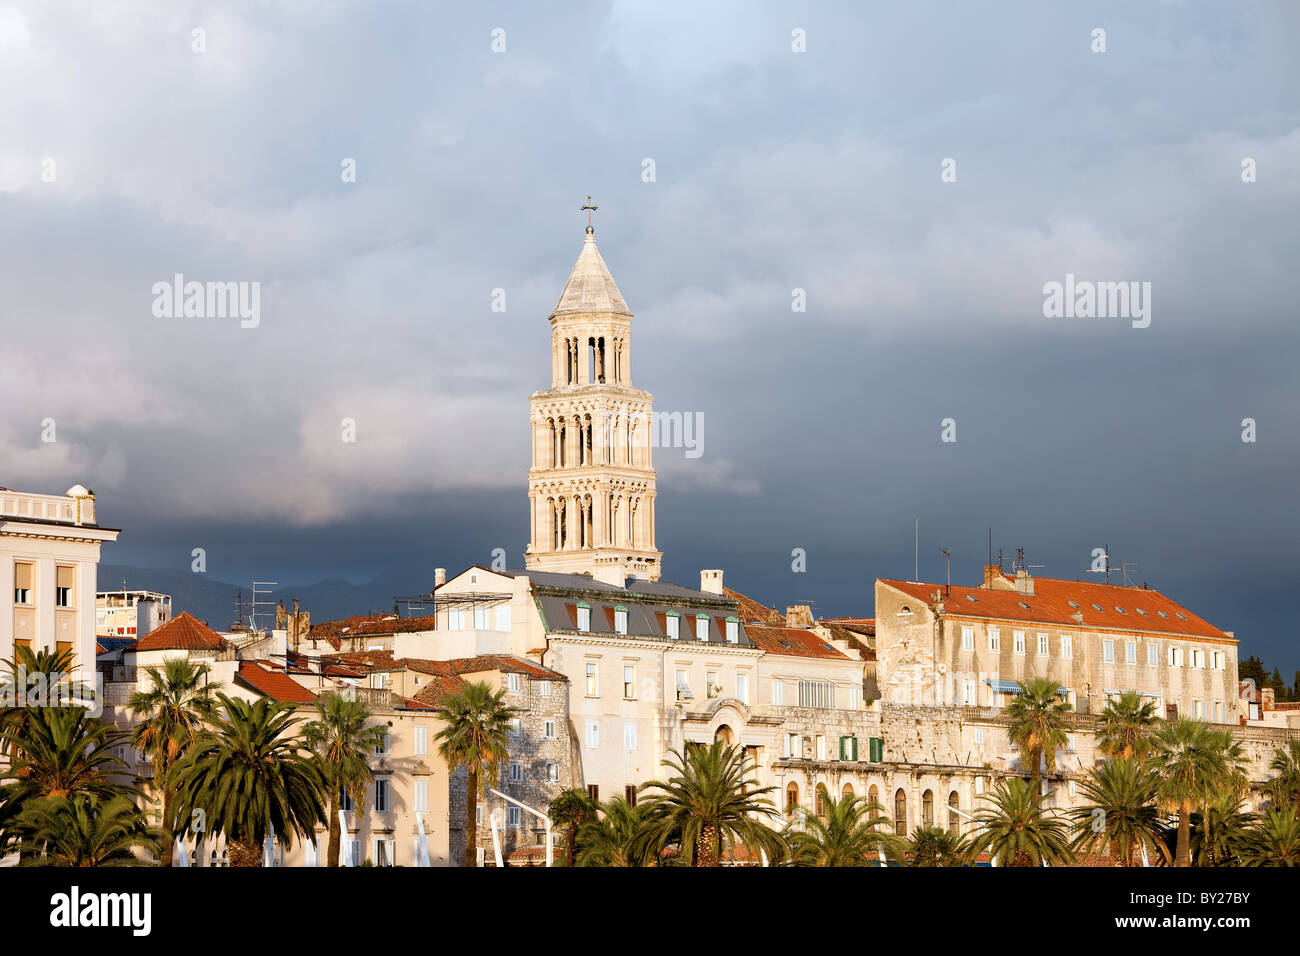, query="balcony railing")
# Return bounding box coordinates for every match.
[0,490,95,525]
